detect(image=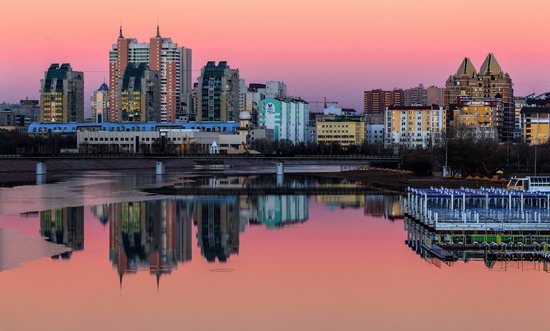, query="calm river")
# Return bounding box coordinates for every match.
[0,171,548,331]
